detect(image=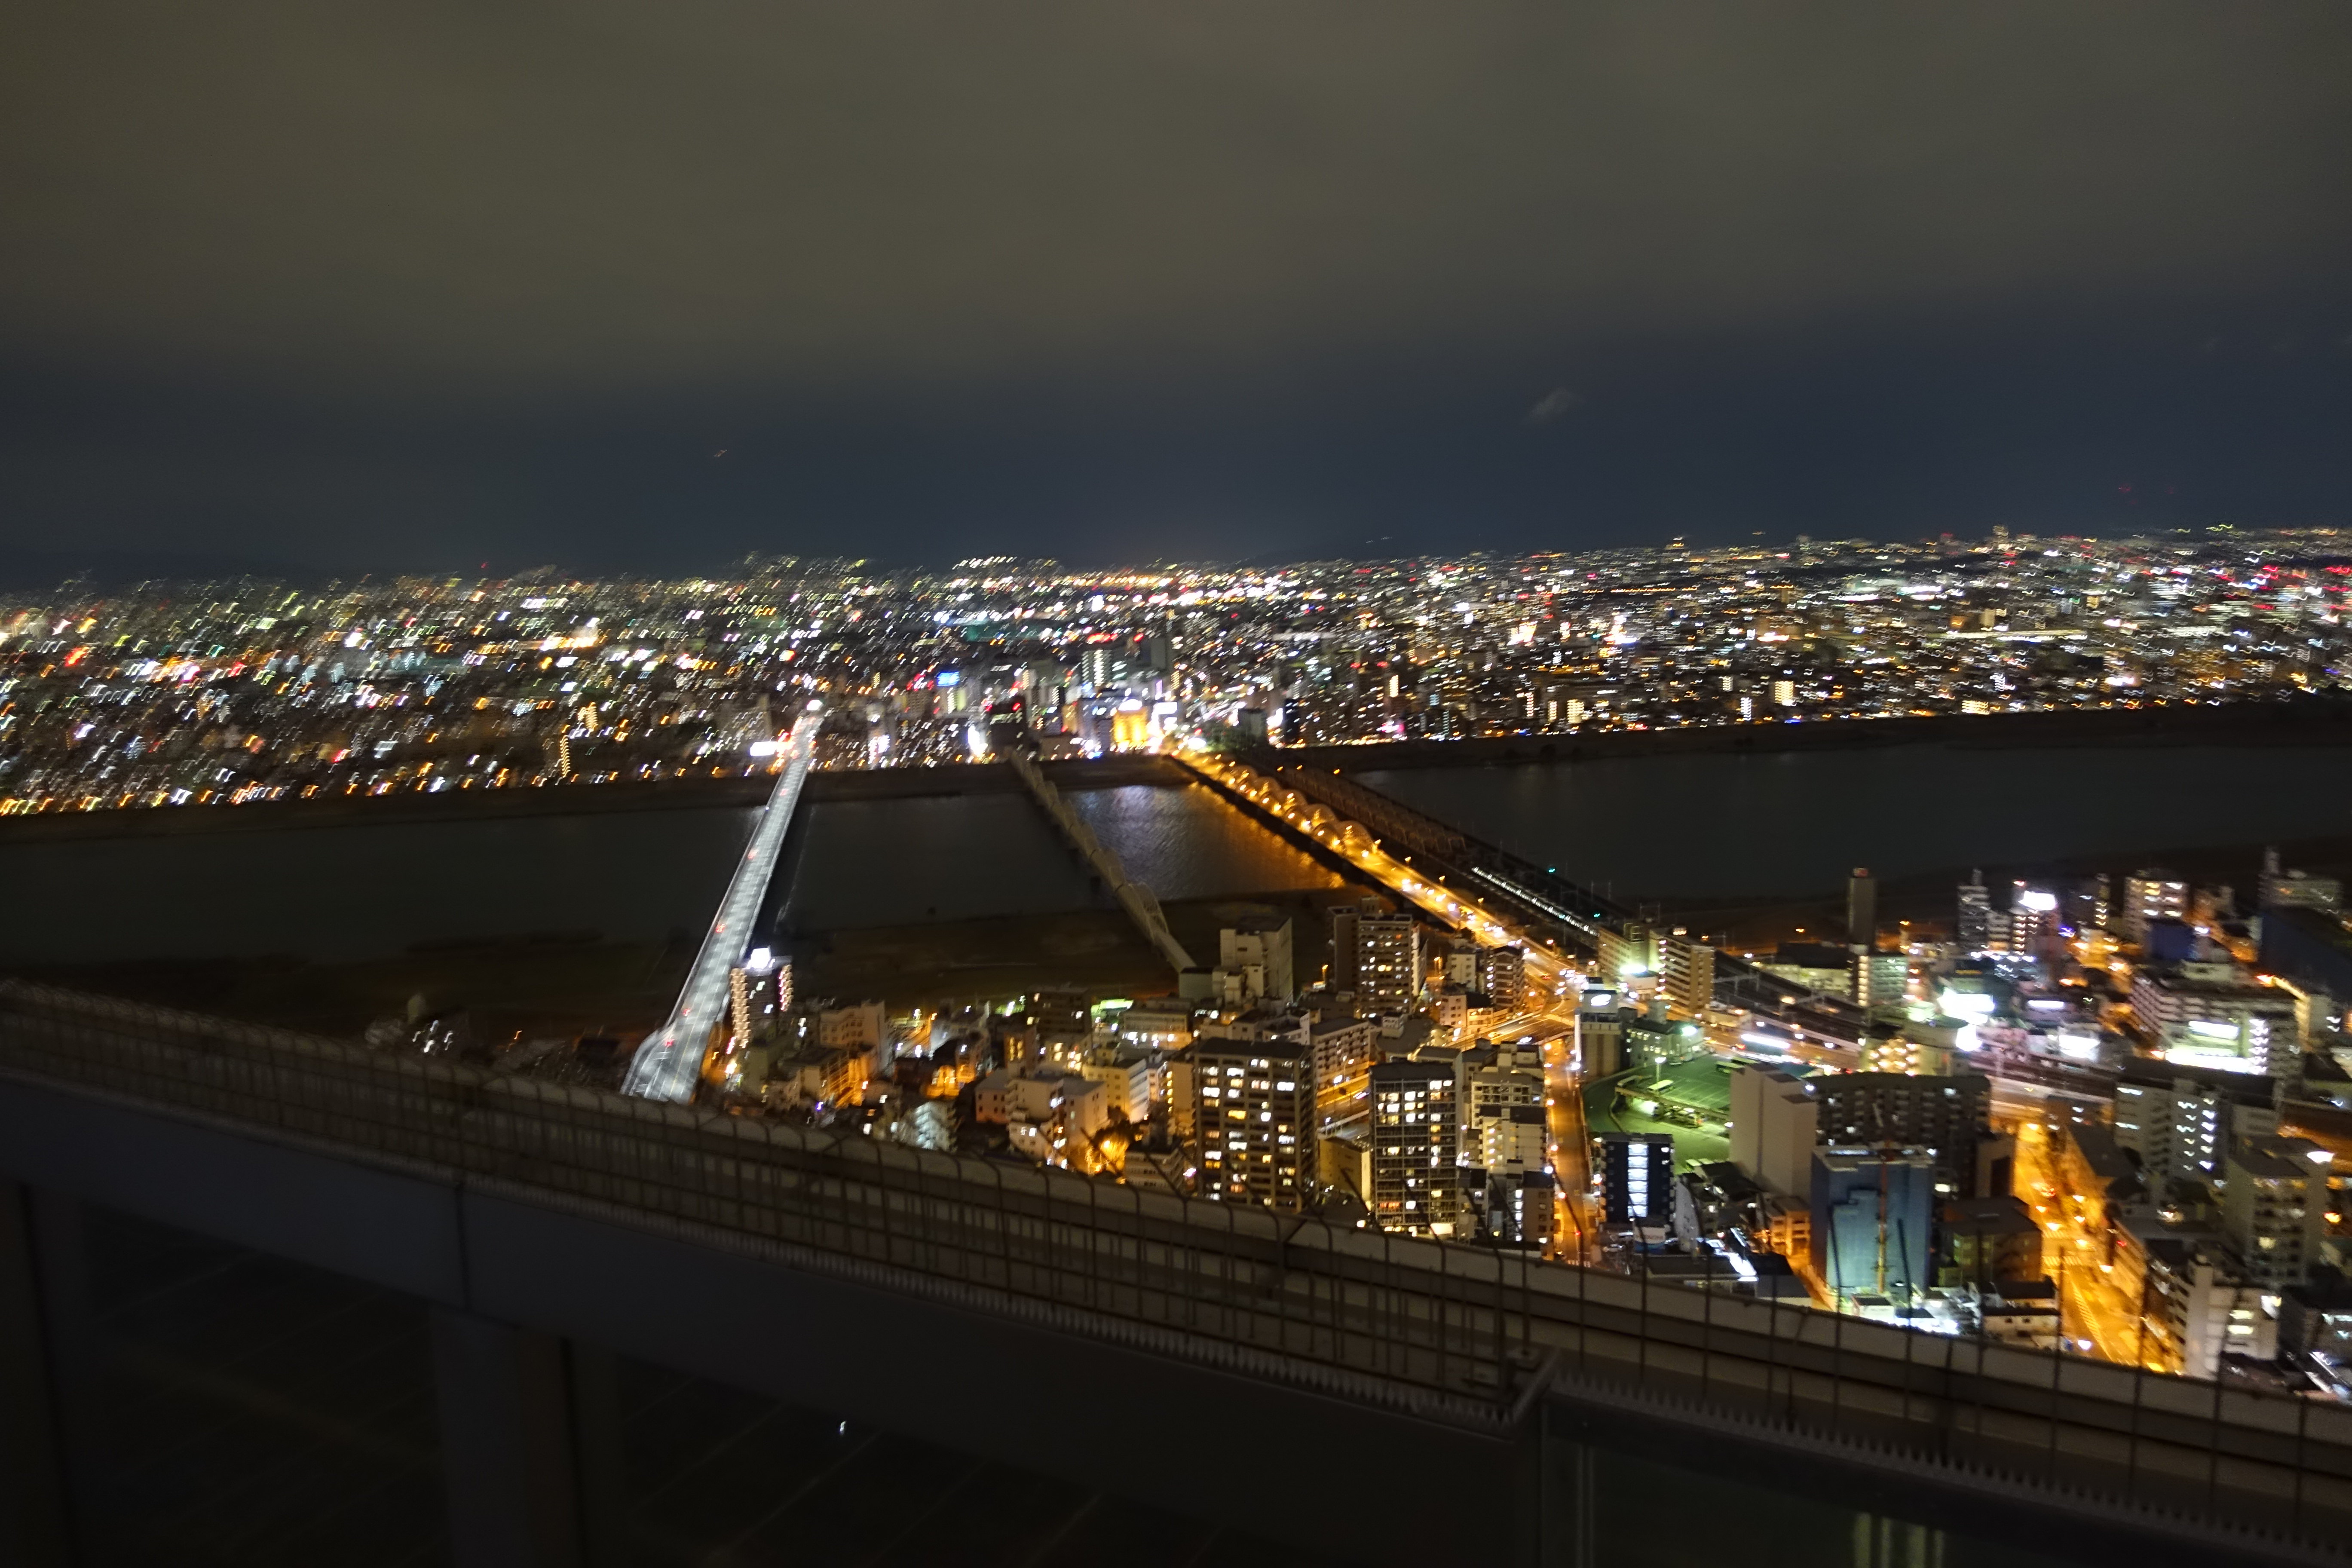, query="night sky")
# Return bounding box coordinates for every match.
[2,3,2348,580]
